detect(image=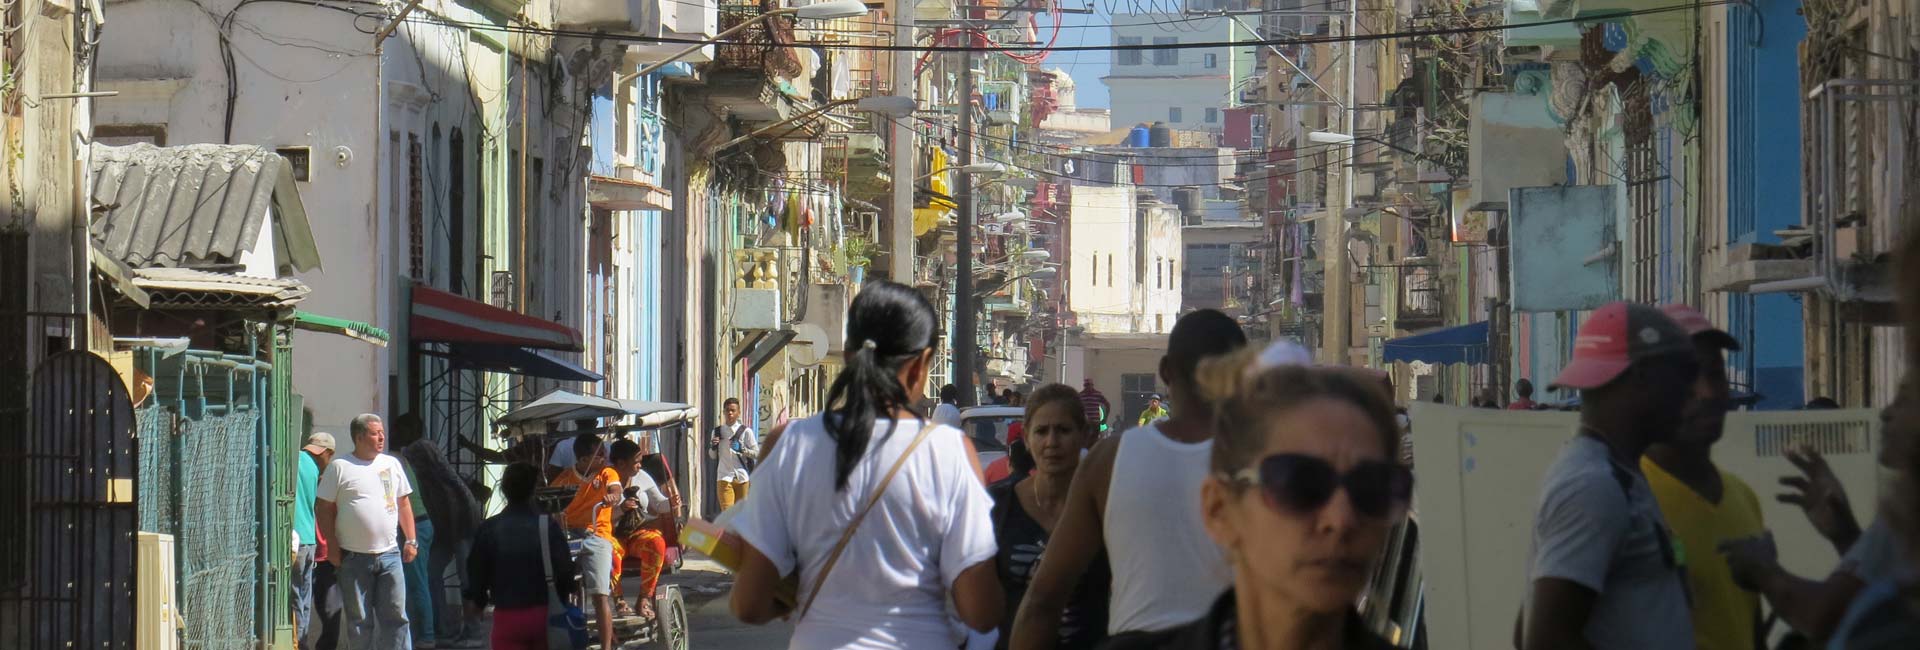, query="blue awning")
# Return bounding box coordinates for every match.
[443,343,605,382]
[1383,321,1491,365]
